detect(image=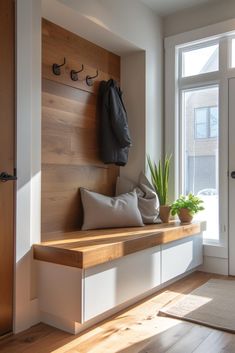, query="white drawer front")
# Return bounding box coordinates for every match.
[84,246,161,321]
[161,234,203,283]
